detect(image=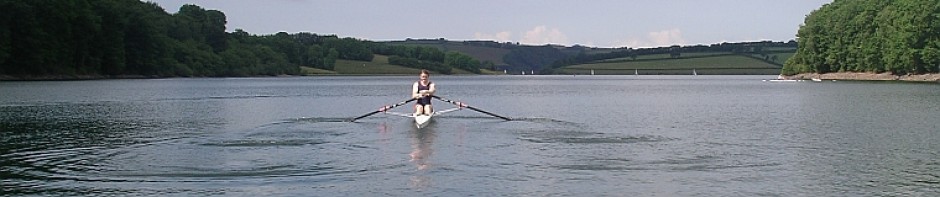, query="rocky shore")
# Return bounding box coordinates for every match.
[784,72,940,82]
